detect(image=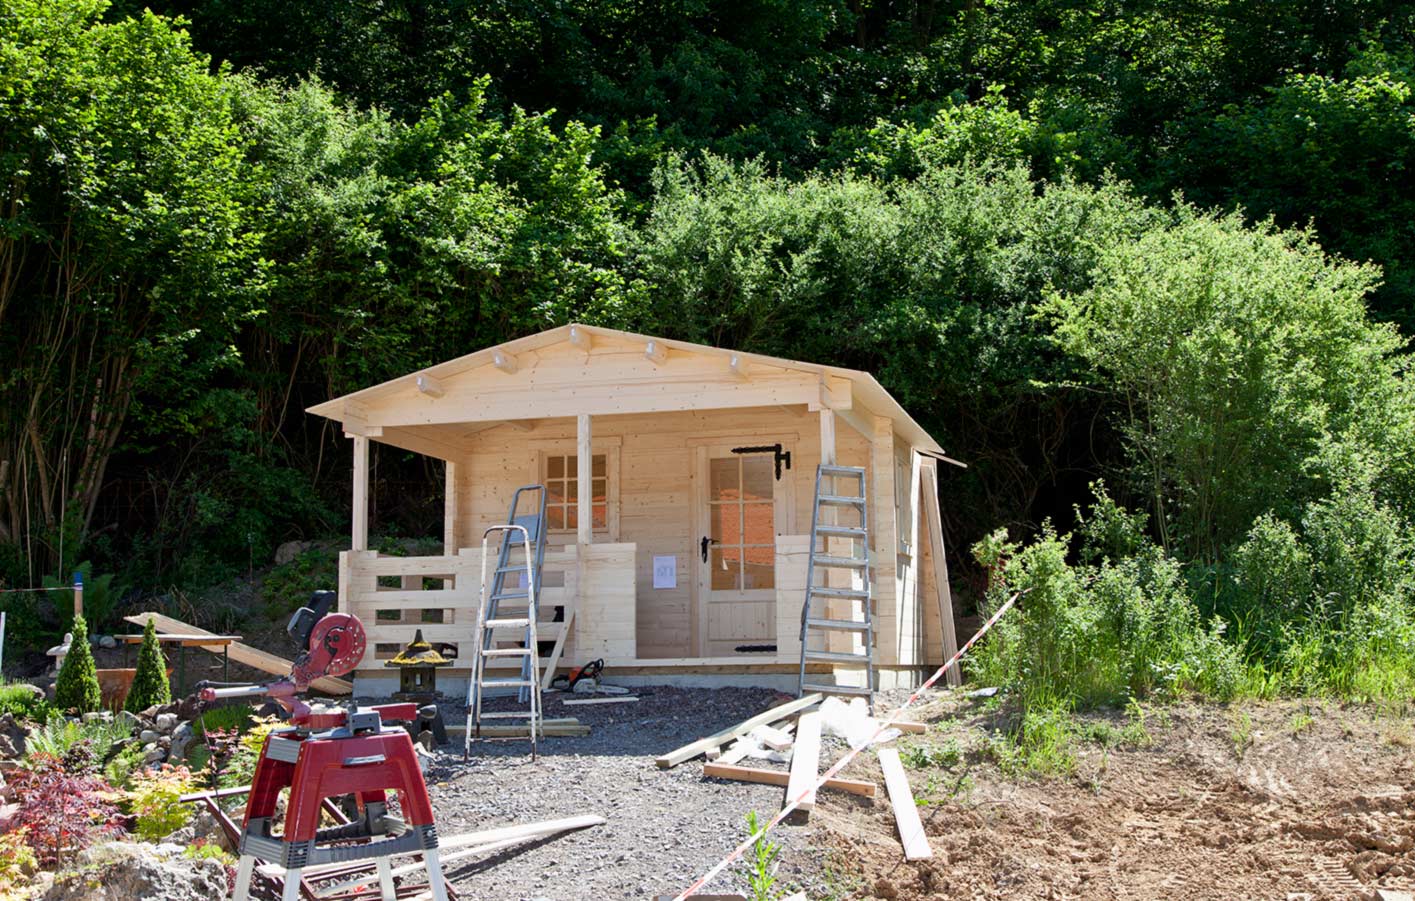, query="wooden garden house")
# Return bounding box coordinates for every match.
[307,324,960,695]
